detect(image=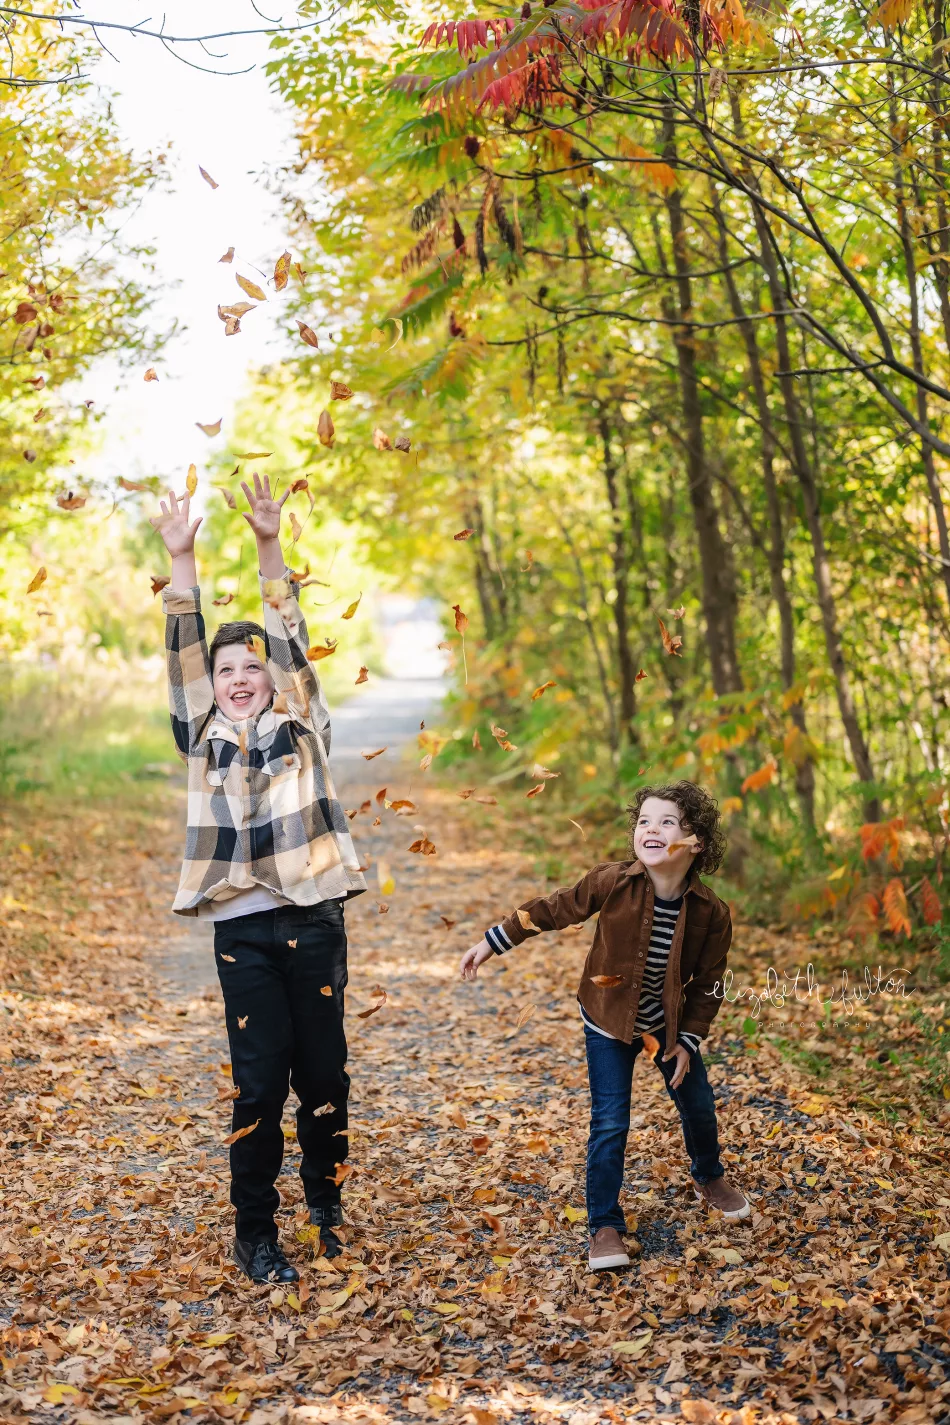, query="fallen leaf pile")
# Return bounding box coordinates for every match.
[0,742,948,1425]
